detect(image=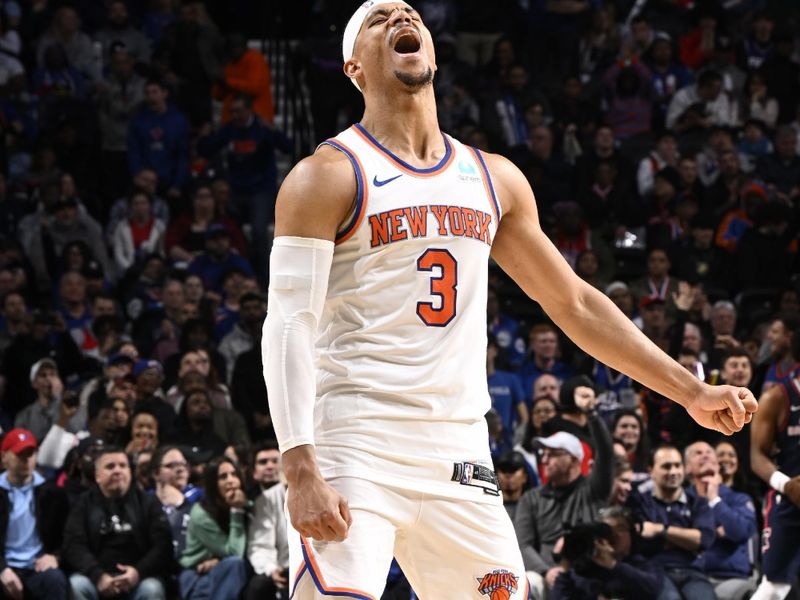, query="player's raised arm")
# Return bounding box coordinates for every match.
[485,152,756,434]
[262,145,355,542]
